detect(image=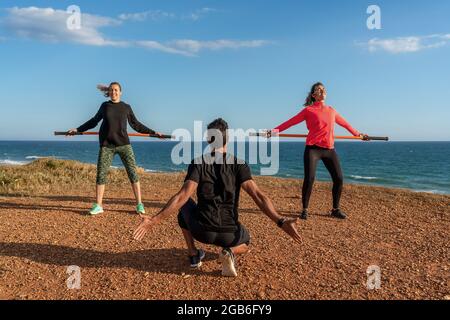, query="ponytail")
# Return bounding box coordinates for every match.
[97,84,109,97]
[97,82,122,98]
